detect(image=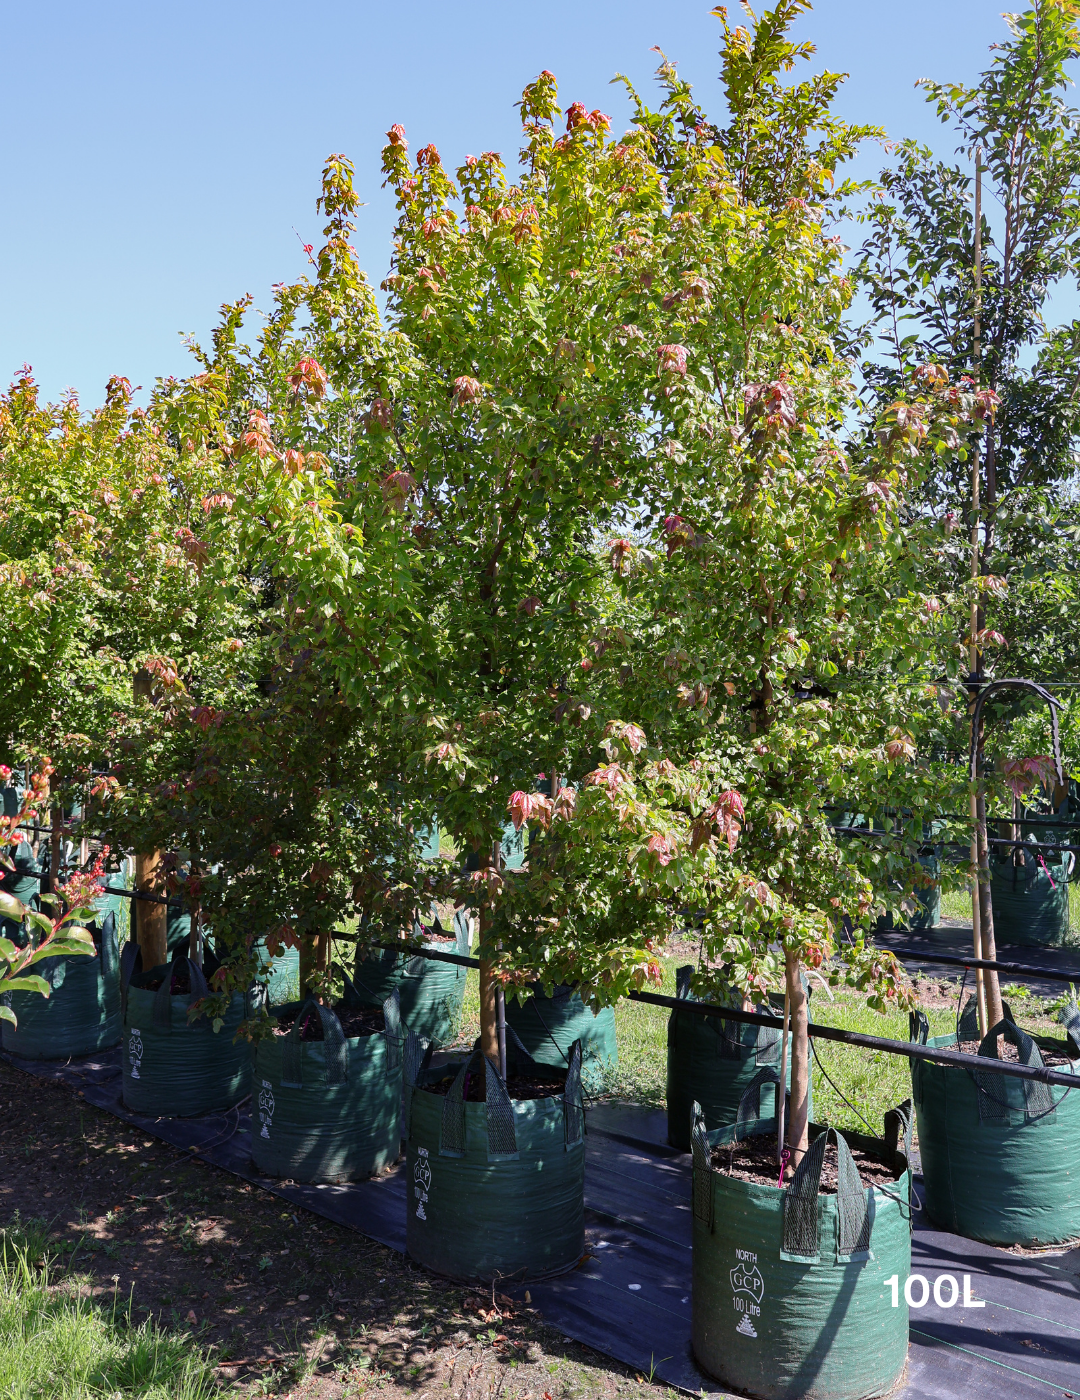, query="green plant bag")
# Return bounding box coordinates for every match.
[667,968,810,1151]
[988,848,1072,946]
[405,1038,585,1283]
[121,952,251,1117]
[692,1089,913,1400]
[354,911,470,1047]
[251,988,411,1183]
[505,986,616,1095]
[875,853,941,932]
[1,891,123,1059]
[253,938,300,1005]
[910,1009,1080,1245]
